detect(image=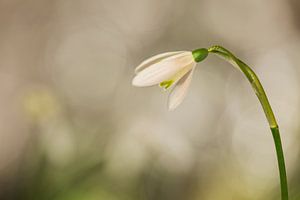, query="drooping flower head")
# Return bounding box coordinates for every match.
[132,48,208,110]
